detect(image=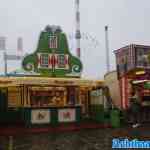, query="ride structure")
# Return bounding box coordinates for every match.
[0,26,110,130]
[114,44,150,122]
